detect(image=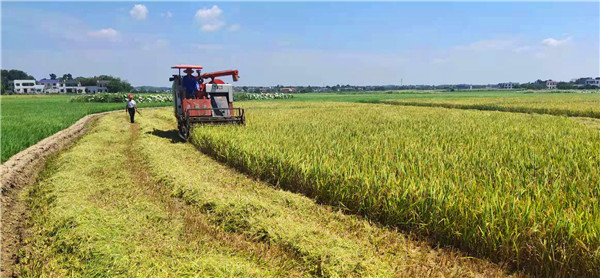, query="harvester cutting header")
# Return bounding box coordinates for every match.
[170,65,245,140]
